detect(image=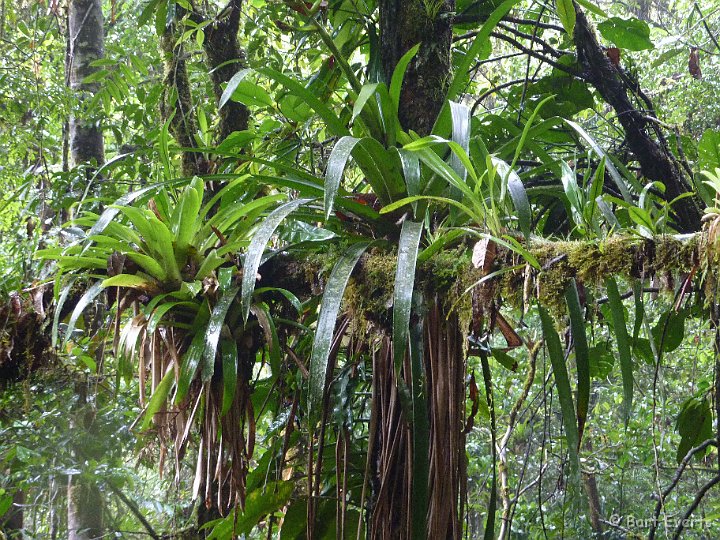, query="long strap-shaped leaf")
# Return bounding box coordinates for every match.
[324,136,361,220]
[393,221,423,373]
[220,338,238,417]
[203,286,240,382]
[539,304,579,469]
[63,280,105,346]
[308,241,372,418]
[565,279,590,442]
[605,277,634,425]
[241,198,311,322]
